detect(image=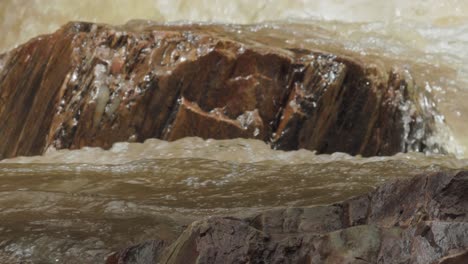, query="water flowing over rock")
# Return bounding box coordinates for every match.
[0,21,441,159]
[106,170,468,264]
